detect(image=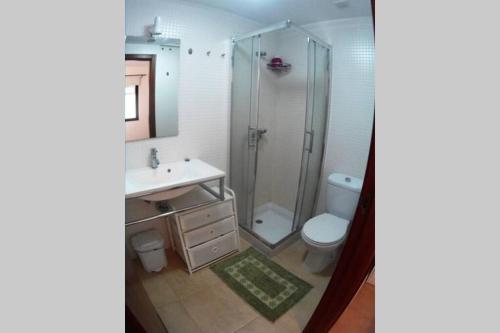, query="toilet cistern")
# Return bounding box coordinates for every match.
[150,148,160,169]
